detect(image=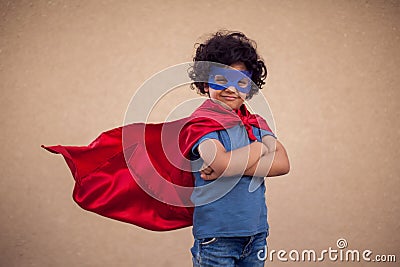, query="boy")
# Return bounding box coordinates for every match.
[42,30,289,267]
[188,31,290,266]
